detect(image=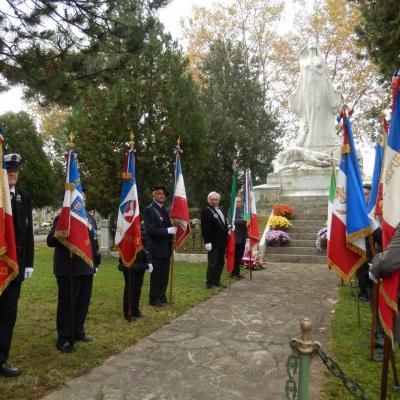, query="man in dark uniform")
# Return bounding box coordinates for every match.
[0,154,34,377]
[144,185,176,307]
[230,197,247,280]
[201,191,229,290]
[47,191,101,353]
